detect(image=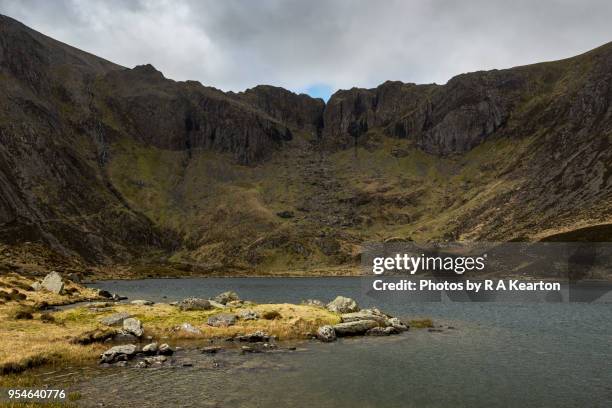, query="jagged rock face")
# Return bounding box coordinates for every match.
[236,85,325,135]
